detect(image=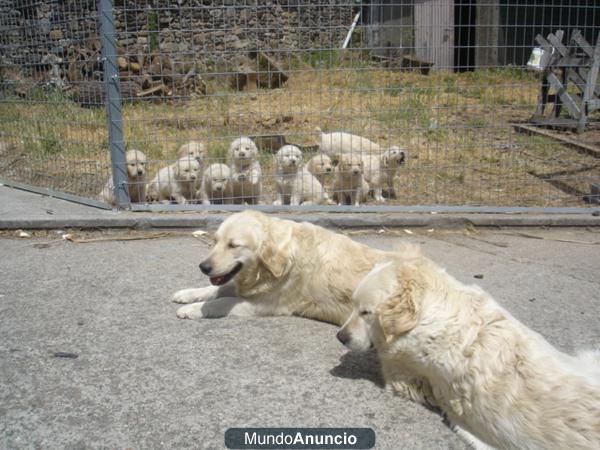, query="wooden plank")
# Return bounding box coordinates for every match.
[475,0,500,67]
[587,99,600,110]
[513,124,600,158]
[566,68,600,97]
[578,33,600,132]
[534,34,561,69]
[414,0,454,71]
[575,66,600,97]
[531,116,579,129]
[571,29,593,58]
[547,72,581,118]
[555,56,588,67]
[547,32,568,57]
[535,35,553,54]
